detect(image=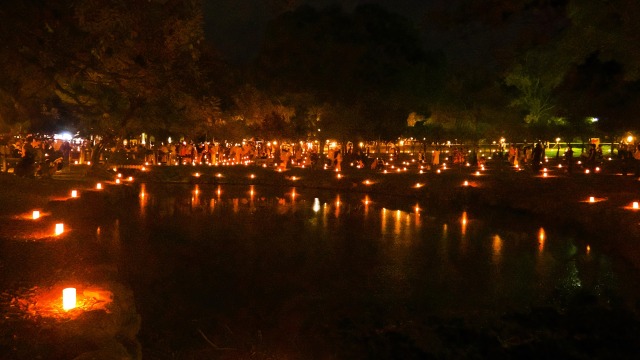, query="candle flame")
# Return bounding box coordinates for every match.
[62,288,76,311]
[32,210,40,220]
[55,223,64,236]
